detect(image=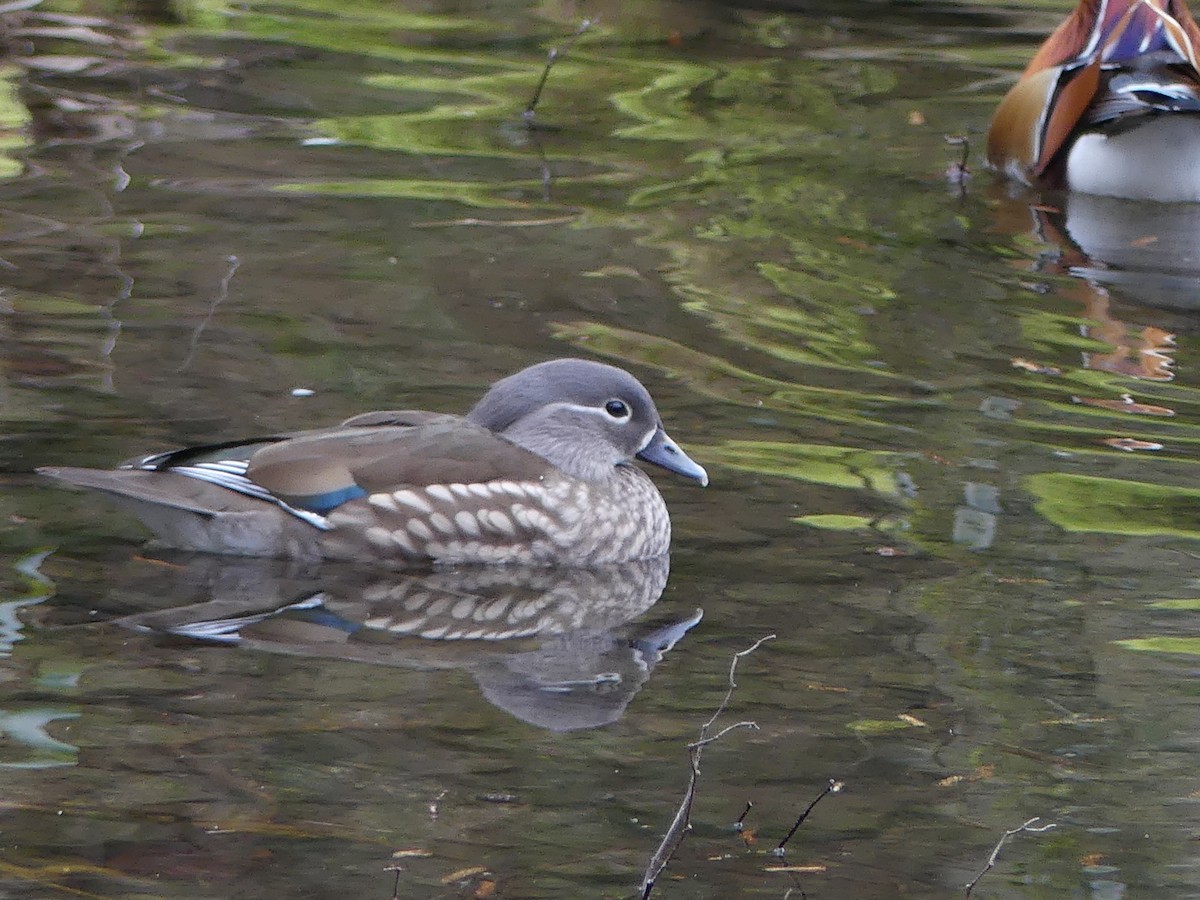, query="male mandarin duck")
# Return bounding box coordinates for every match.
[987,0,1200,200]
[38,359,709,567]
